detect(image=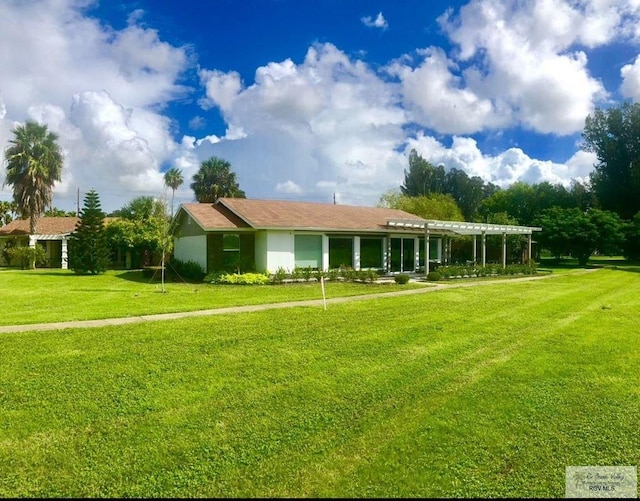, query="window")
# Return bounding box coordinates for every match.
[295,235,322,268]
[360,238,383,268]
[329,237,353,268]
[223,233,240,269]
